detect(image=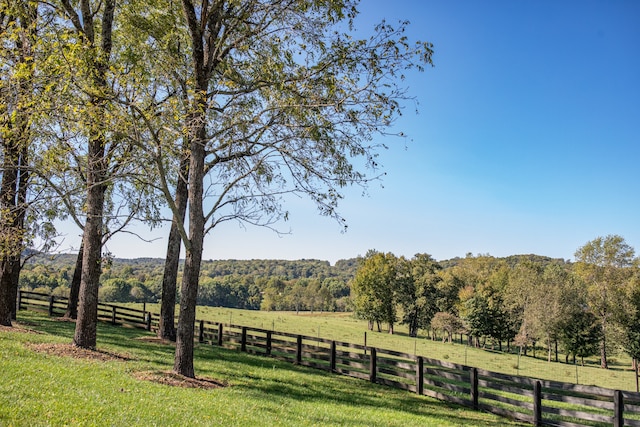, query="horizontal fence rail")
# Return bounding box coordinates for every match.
[16,290,640,427]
